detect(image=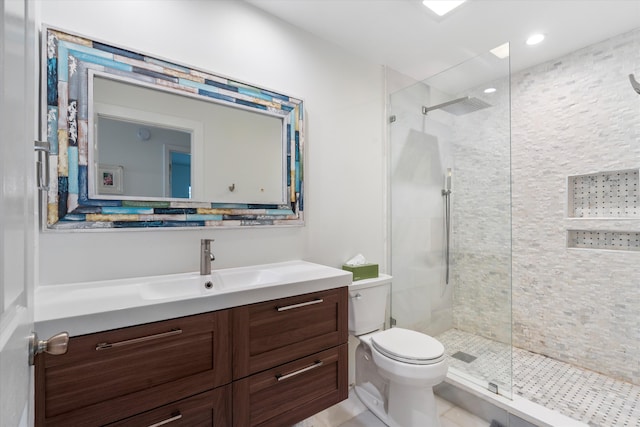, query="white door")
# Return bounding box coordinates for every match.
[0,0,36,426]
